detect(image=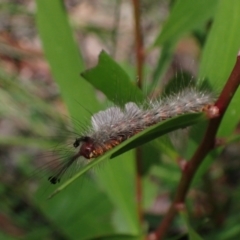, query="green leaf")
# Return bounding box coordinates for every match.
[180,211,203,240]
[96,152,139,234]
[154,0,219,46]
[210,212,240,239]
[150,43,174,92]
[82,51,179,160]
[81,50,144,106]
[199,0,240,136]
[36,0,99,124]
[35,2,119,239]
[82,51,142,234]
[48,51,208,198]
[151,0,219,91]
[49,112,207,198]
[36,177,115,240]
